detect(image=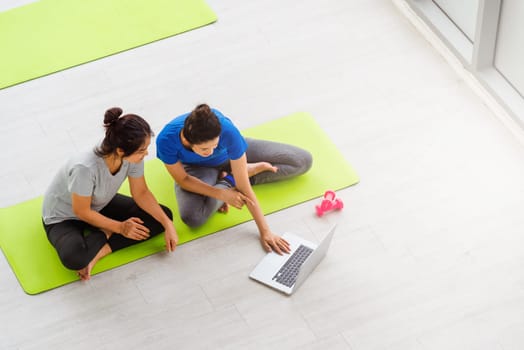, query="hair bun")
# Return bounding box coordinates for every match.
[194,103,211,116]
[104,107,123,126]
